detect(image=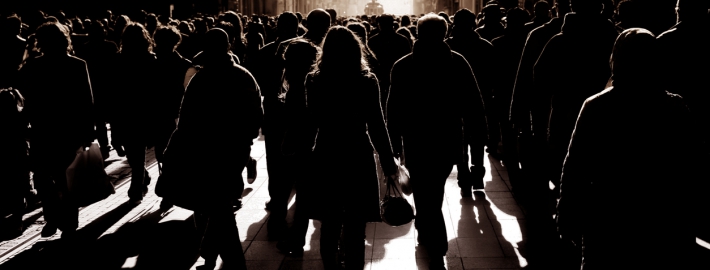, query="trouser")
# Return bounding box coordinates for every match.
[458,138,485,189]
[95,119,109,153]
[32,150,79,232]
[194,203,247,270]
[409,158,454,256]
[124,141,148,200]
[265,131,293,234]
[320,209,367,270]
